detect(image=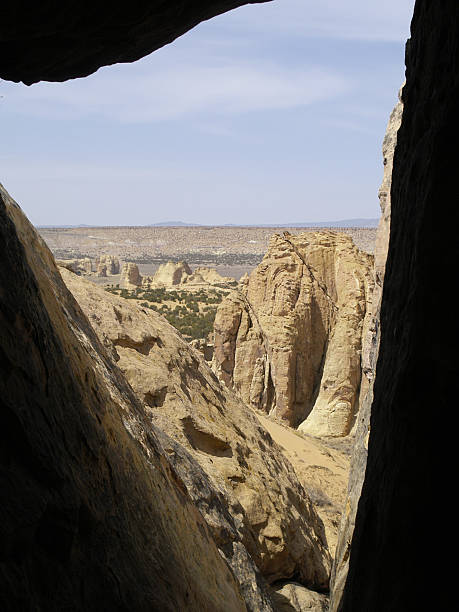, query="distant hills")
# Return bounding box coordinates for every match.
[38,218,379,229]
[149,218,379,228]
